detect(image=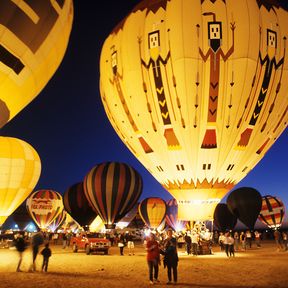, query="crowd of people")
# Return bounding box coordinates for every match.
[6,225,288,286]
